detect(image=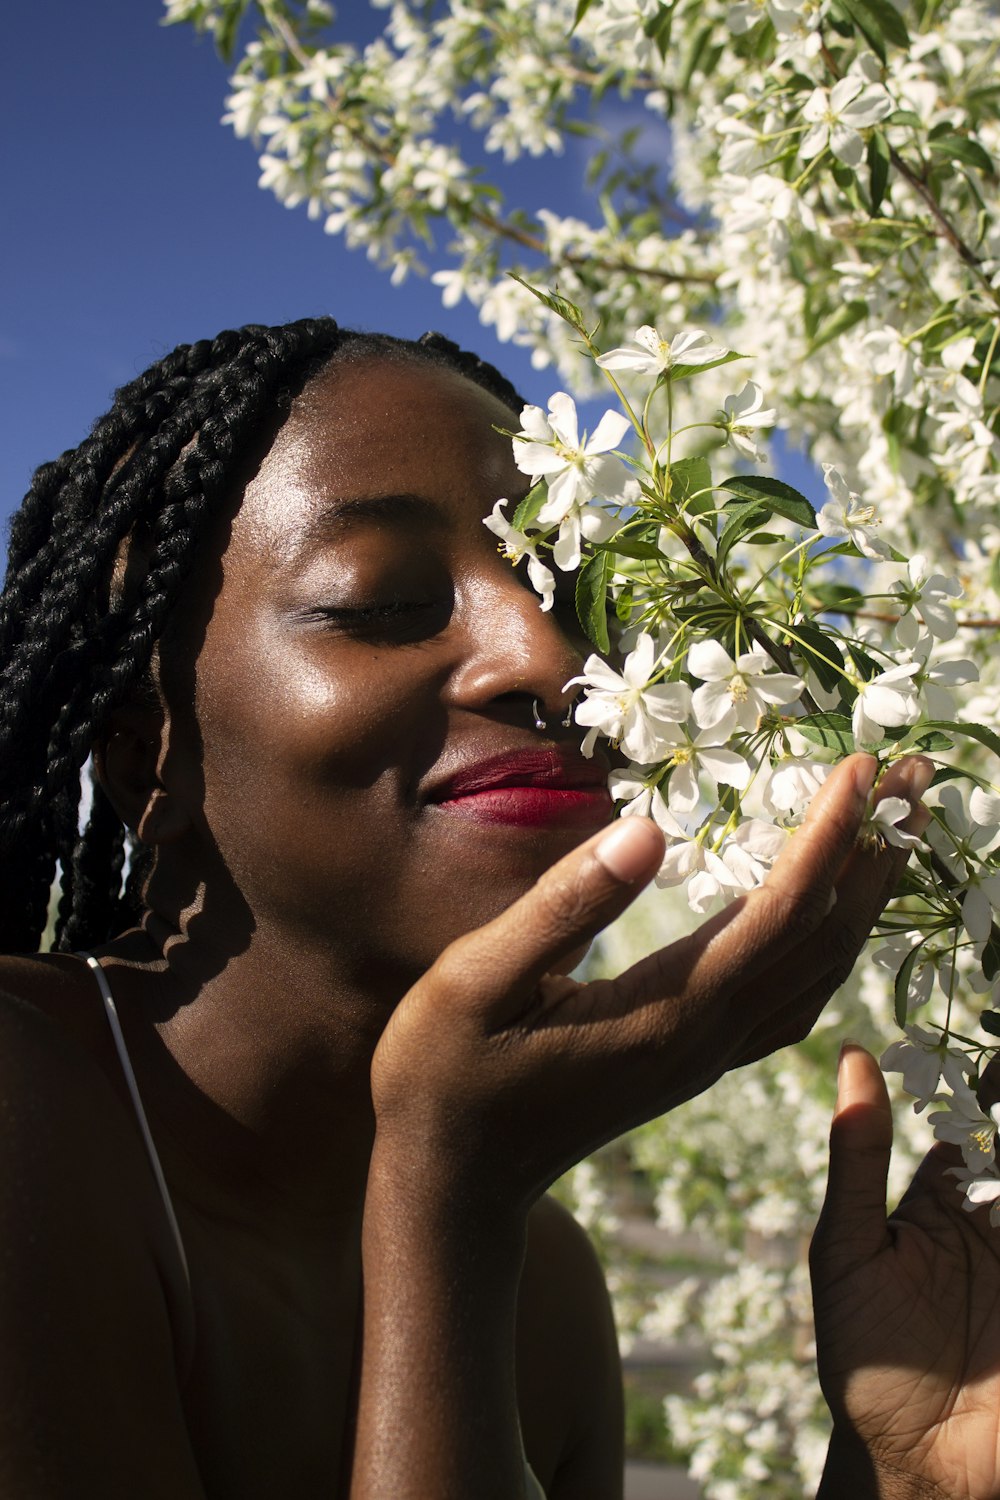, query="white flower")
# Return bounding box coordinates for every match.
[482,500,556,611]
[903,633,978,719]
[567,633,692,761]
[762,756,831,815]
[512,393,631,517]
[657,838,743,911]
[596,325,730,377]
[928,1079,1000,1171]
[851,662,922,745]
[881,1023,972,1108]
[800,76,893,167]
[954,1166,1000,1225]
[960,871,1000,945]
[662,727,753,814]
[970,787,1000,838]
[719,381,776,460]
[608,765,689,837]
[891,555,963,644]
[869,795,923,849]
[688,641,802,733]
[721,818,787,887]
[816,465,891,559]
